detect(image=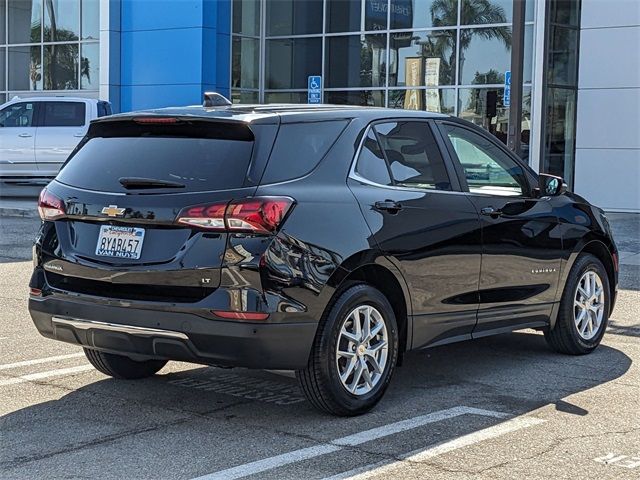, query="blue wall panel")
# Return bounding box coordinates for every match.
[121,0,205,31]
[117,0,231,112]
